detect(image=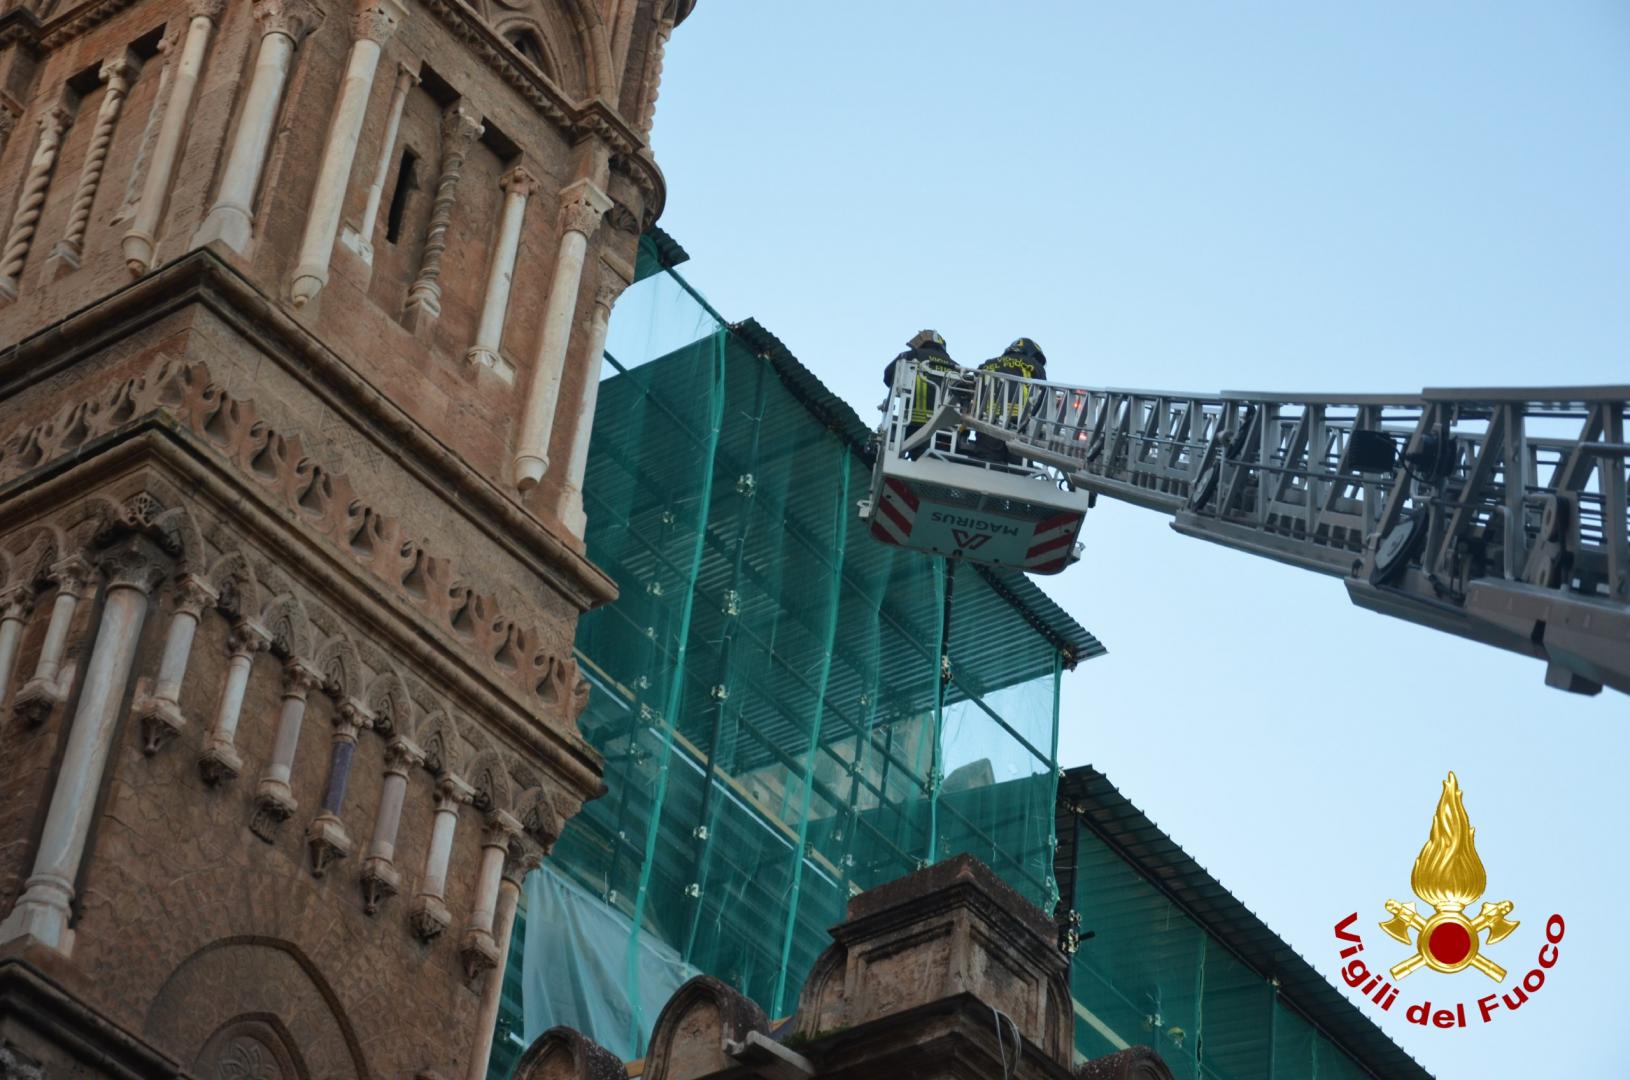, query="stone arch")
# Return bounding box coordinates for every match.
[489,0,614,100]
[194,1015,308,1080]
[144,937,367,1080]
[643,975,769,1080]
[207,551,262,619]
[418,708,461,775]
[513,1026,624,1080]
[152,505,208,576]
[512,785,563,848]
[259,593,315,660]
[64,495,122,550]
[6,525,66,590]
[364,668,413,737]
[313,635,365,702]
[464,747,512,812]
